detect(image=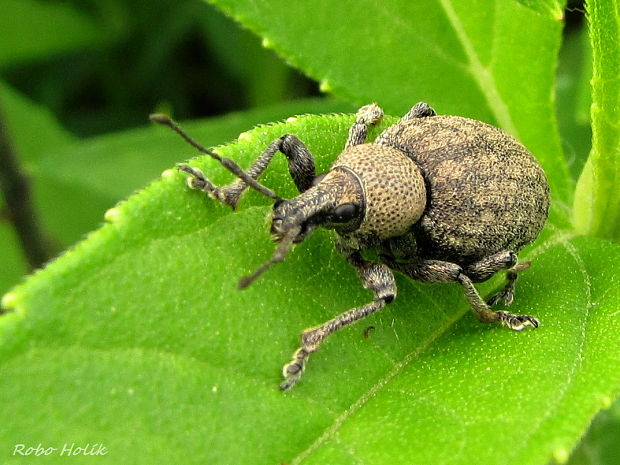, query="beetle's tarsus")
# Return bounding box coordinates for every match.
[345,103,385,148]
[496,311,539,331]
[279,251,397,390]
[487,287,515,306]
[178,165,210,190]
[486,258,531,306]
[280,348,310,391]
